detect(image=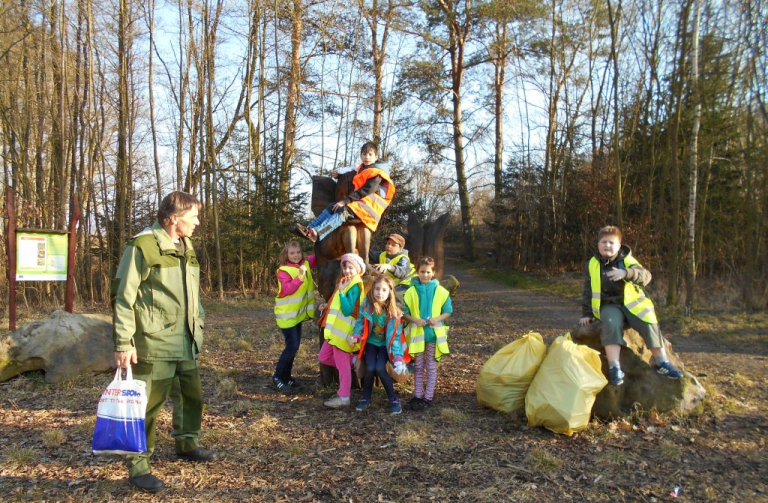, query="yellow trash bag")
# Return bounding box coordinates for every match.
[525,333,608,435]
[476,332,547,413]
